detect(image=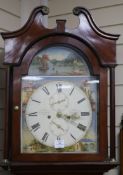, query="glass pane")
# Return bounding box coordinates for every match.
[21,76,99,154]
